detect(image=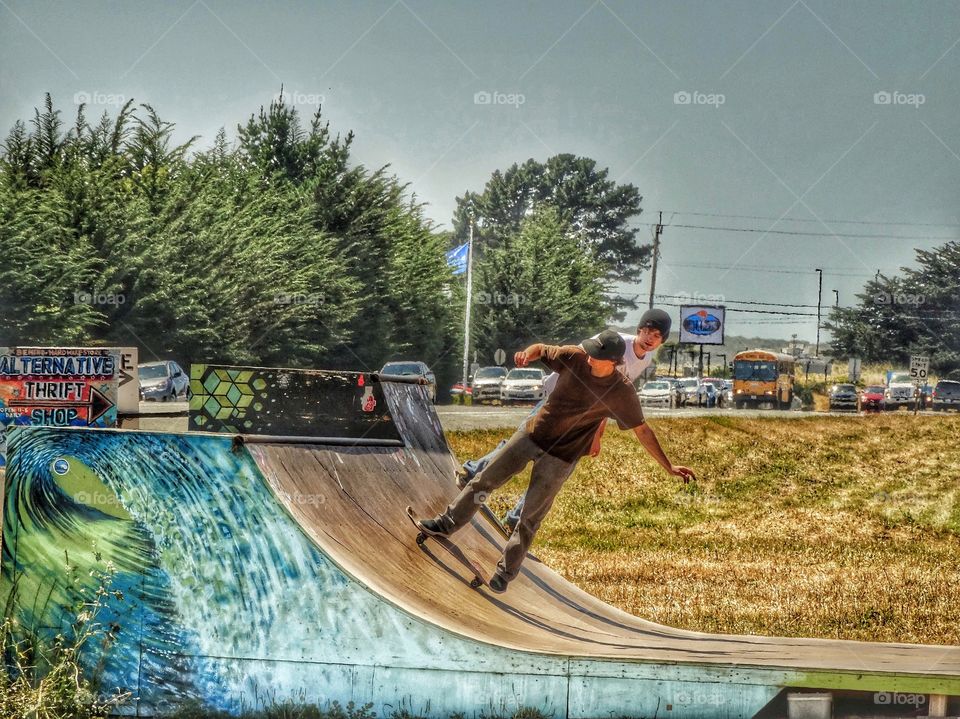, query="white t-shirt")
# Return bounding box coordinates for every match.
[542,332,652,396]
